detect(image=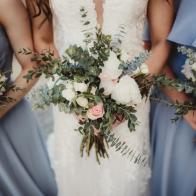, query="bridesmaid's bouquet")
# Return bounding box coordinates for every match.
[179,47,196,86]
[0,72,19,109]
